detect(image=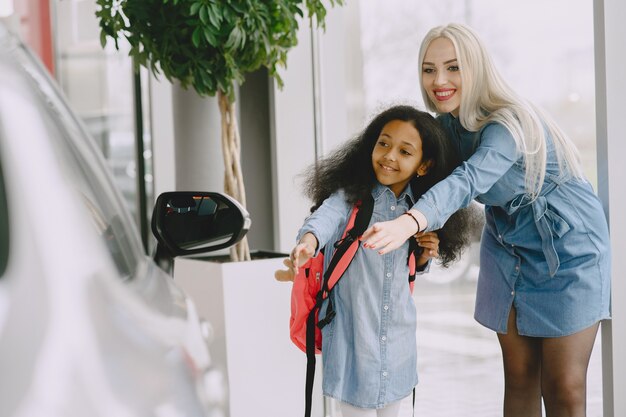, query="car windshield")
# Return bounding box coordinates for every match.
[1,27,144,280]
